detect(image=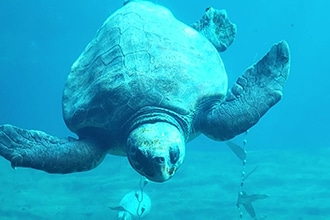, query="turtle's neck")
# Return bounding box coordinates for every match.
[122,106,191,141]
